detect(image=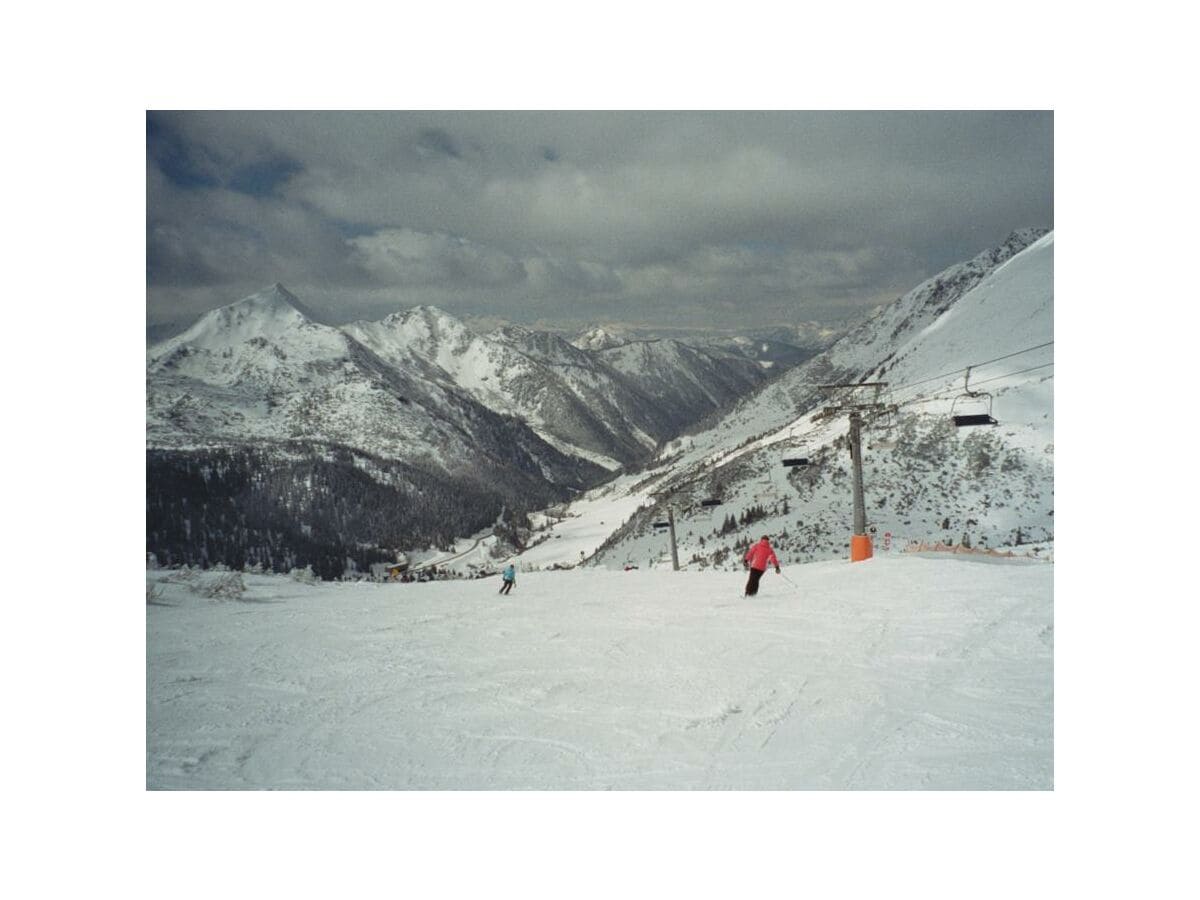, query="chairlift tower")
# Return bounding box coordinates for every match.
[652,492,723,572]
[667,506,680,571]
[649,492,683,572]
[848,411,867,537]
[816,382,897,563]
